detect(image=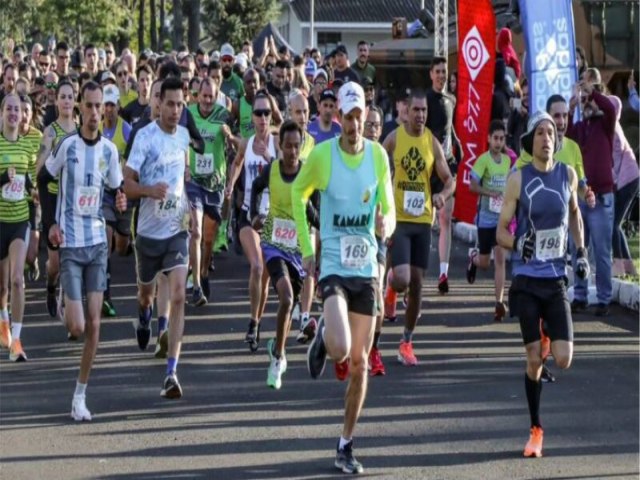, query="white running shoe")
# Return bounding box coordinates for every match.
[71,394,92,421]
